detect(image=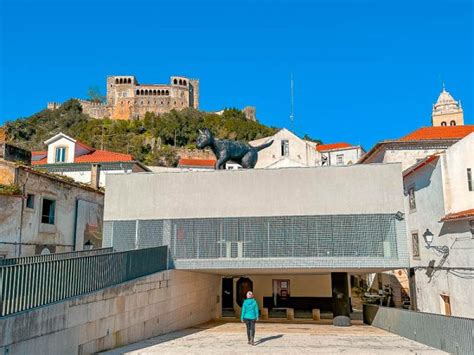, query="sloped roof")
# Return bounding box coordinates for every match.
[440,208,474,222]
[403,154,440,177]
[399,126,474,141]
[316,142,352,152]
[32,149,134,165]
[178,158,216,168]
